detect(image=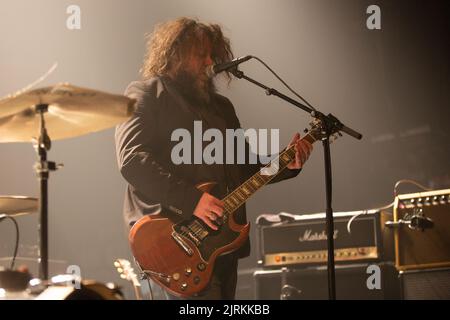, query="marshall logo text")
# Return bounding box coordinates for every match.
[298,229,339,242]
